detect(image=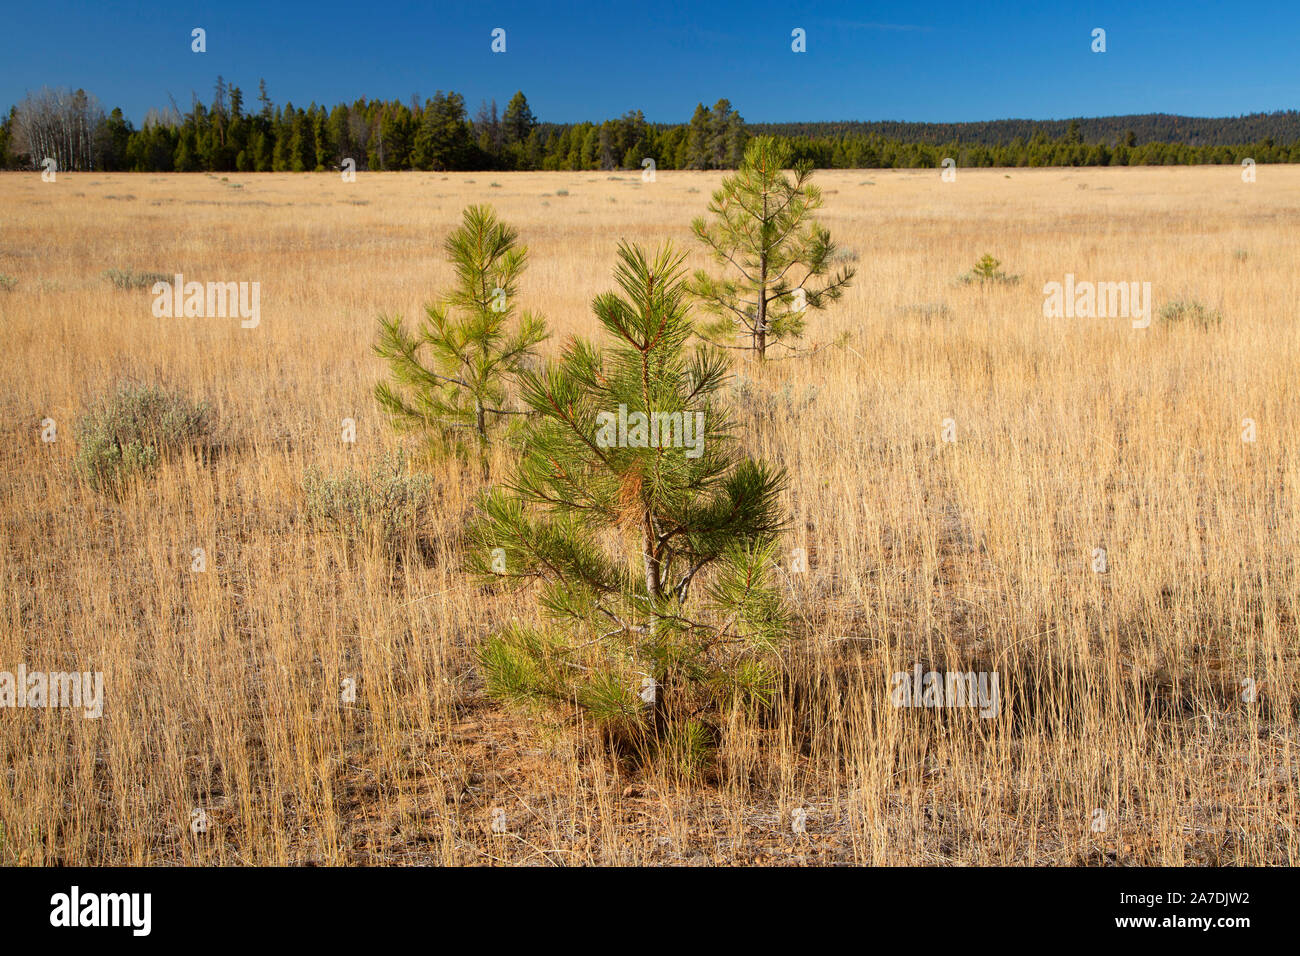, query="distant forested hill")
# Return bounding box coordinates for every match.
[751,112,1300,148]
